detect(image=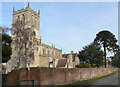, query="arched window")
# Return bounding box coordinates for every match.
[43,49,45,55]
[22,14,25,23]
[17,16,20,22]
[33,31,36,36]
